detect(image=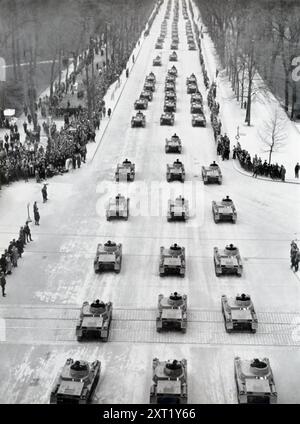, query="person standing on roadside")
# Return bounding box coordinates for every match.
[24,222,33,242]
[34,207,40,226]
[42,184,48,203]
[0,272,6,297]
[295,162,299,179]
[11,244,18,267]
